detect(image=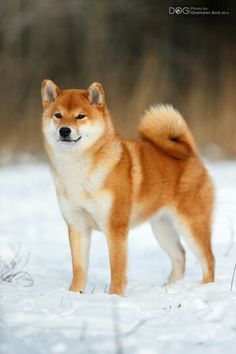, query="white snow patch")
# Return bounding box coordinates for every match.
[0,160,236,354]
